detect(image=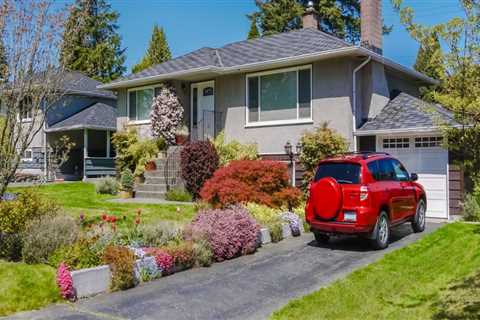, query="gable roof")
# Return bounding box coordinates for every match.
[356,92,458,135]
[45,102,116,132]
[63,72,116,99]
